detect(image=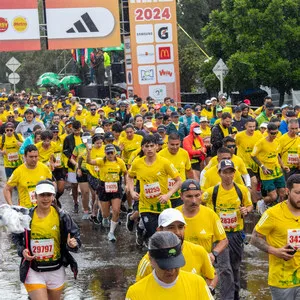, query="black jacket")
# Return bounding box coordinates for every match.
[115,110,132,126]
[12,206,81,282]
[211,124,234,156]
[63,133,82,170]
